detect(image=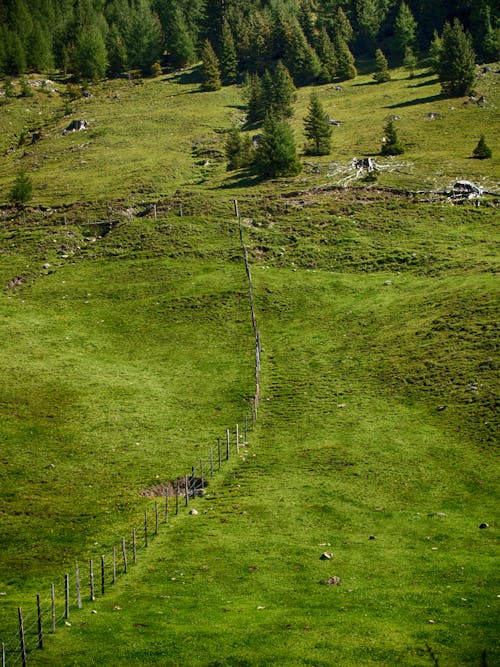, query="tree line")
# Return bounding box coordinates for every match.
[1,0,498,81]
